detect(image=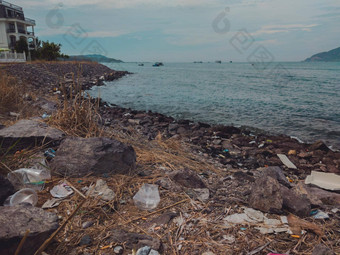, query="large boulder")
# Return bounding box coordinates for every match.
[50,137,136,177]
[0,205,58,255]
[0,176,15,205]
[0,119,65,153]
[280,186,311,217]
[249,176,283,213]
